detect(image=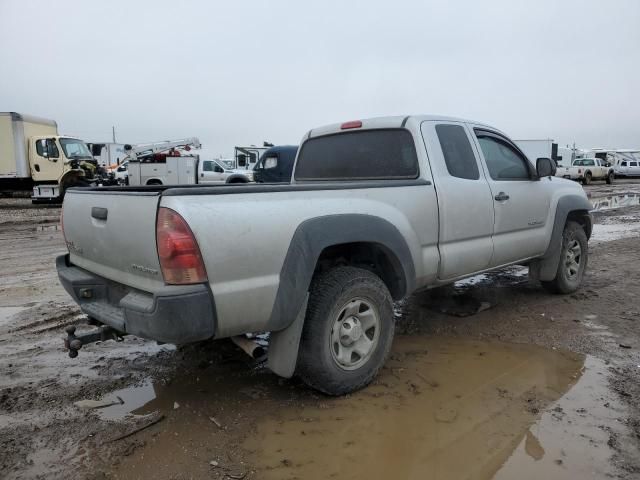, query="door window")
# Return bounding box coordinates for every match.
[202,161,213,172]
[631,162,638,167]
[476,134,530,180]
[435,124,479,180]
[621,161,628,166]
[35,139,59,158]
